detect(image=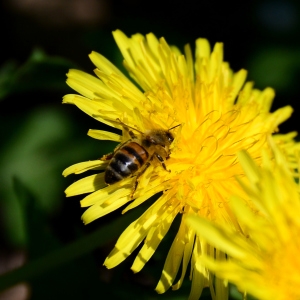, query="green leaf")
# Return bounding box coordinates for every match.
[0,48,76,100]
